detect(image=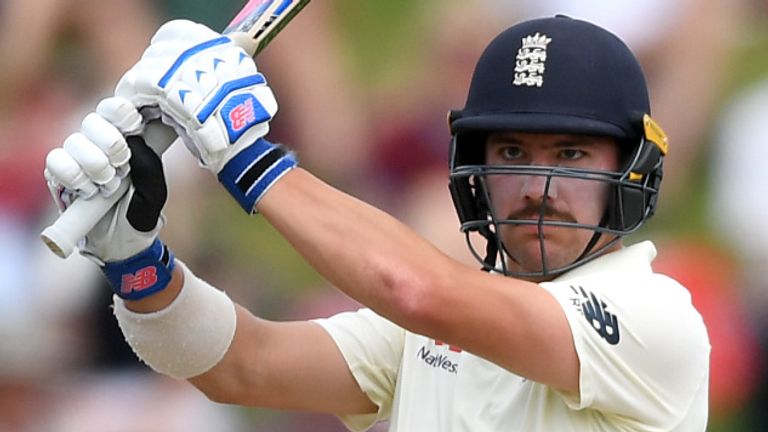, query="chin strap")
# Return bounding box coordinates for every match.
[480,226,499,272]
[573,213,612,267]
